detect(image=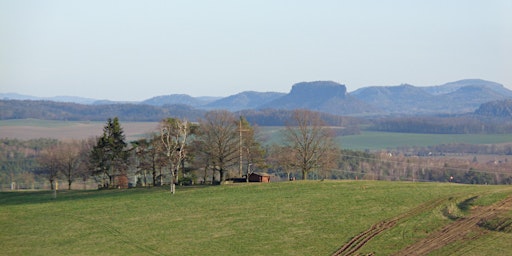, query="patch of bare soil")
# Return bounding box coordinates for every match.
[393,196,512,255]
[0,122,158,141]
